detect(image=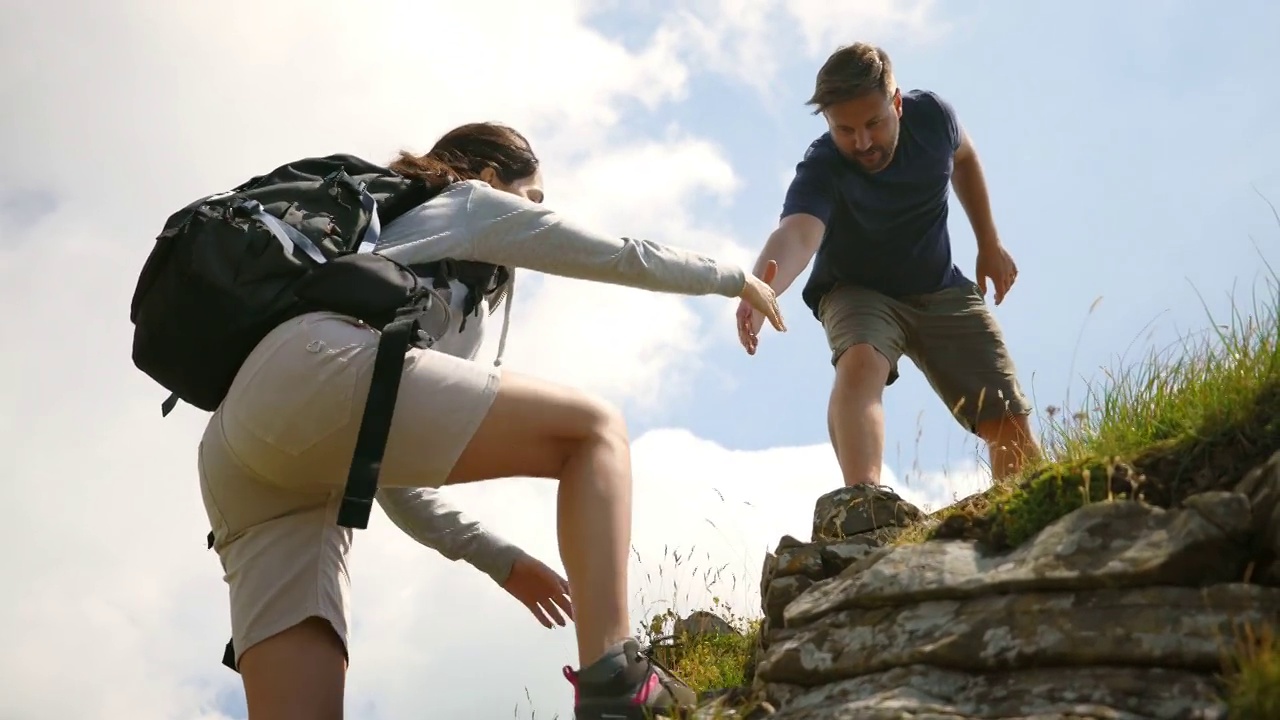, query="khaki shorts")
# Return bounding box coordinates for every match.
[818,280,1031,432]
[197,311,501,668]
